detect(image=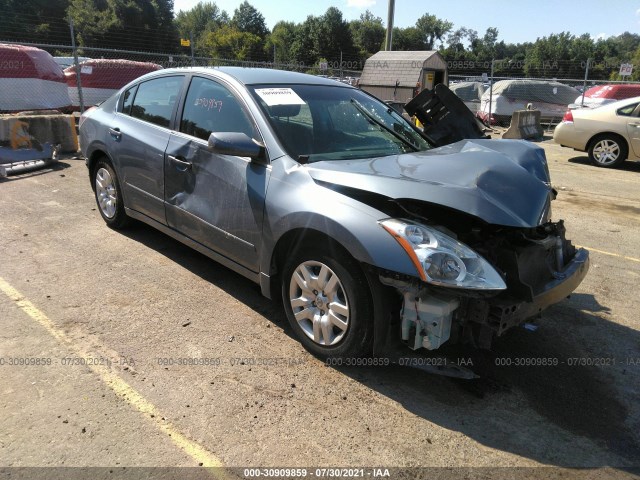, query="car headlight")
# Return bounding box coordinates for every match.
[380,219,507,290]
